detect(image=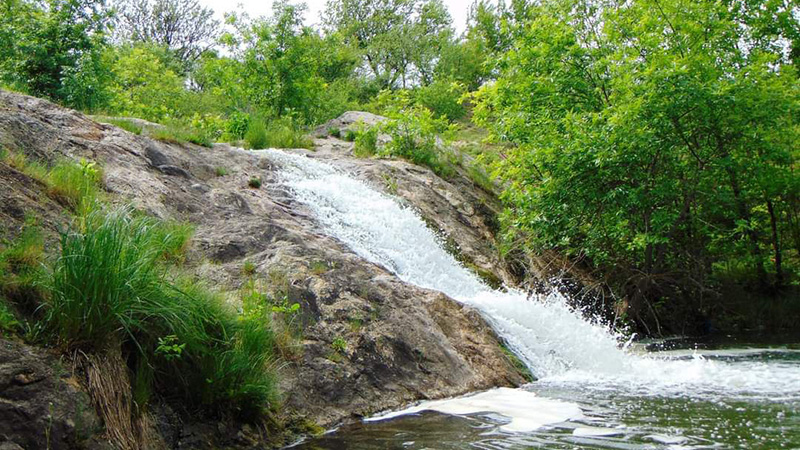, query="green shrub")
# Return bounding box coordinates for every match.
[244,119,269,150]
[374,90,457,177]
[353,127,378,158]
[215,167,228,177]
[248,177,262,189]
[327,127,341,138]
[343,129,357,142]
[416,81,467,122]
